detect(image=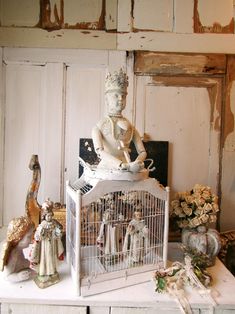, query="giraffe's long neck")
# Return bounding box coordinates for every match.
[25,155,41,228]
